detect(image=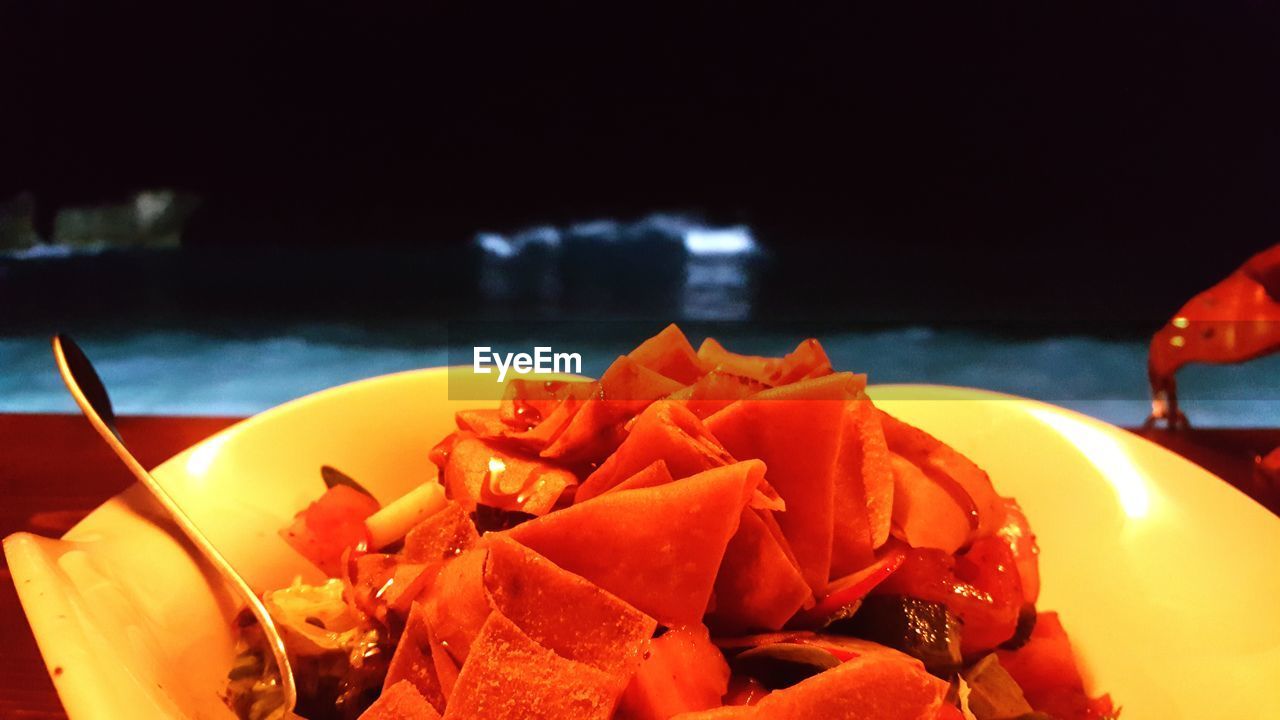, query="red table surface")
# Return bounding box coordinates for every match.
[2,413,1278,718]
